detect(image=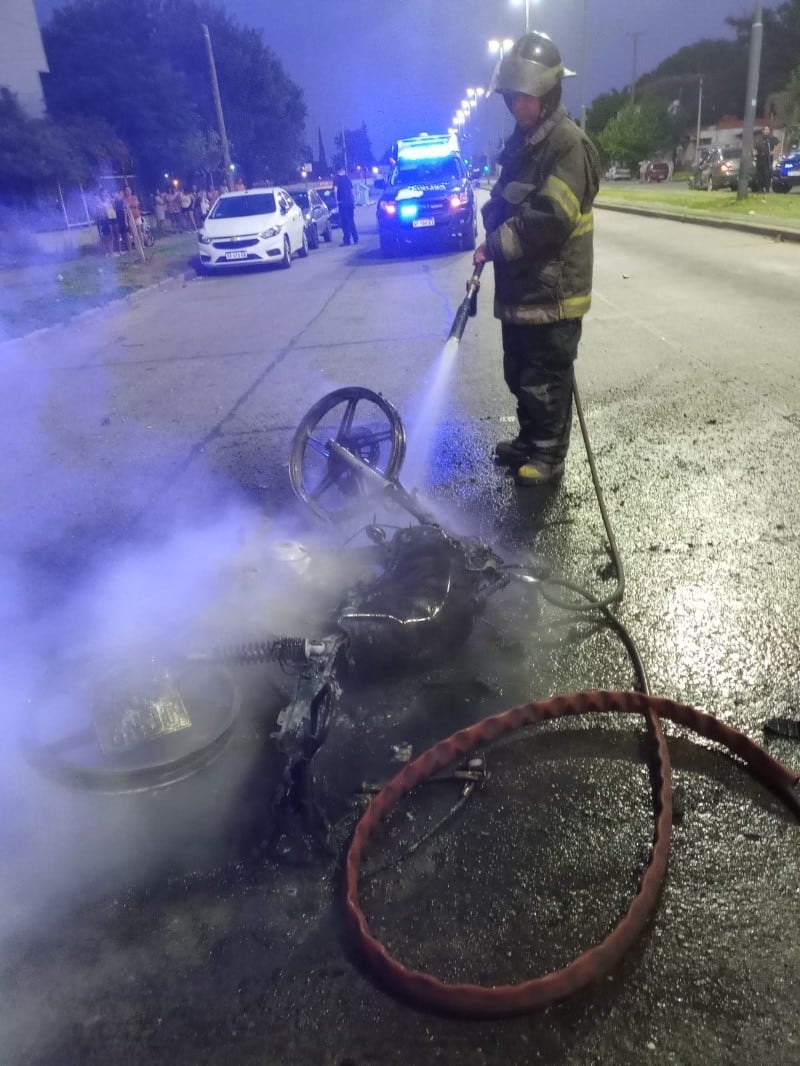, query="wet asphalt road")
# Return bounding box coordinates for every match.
[0,202,798,1065]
